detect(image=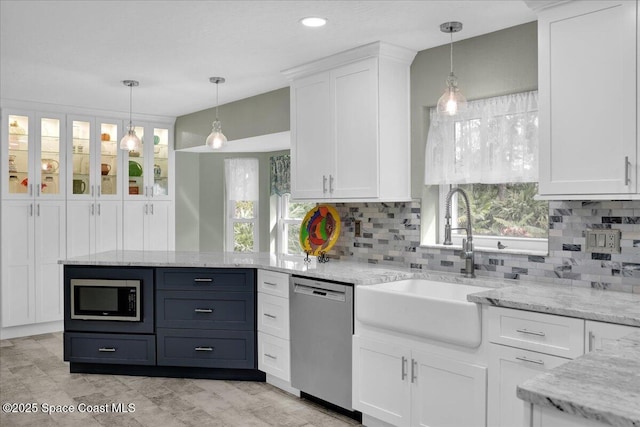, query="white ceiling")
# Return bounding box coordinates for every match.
[0,1,536,119]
